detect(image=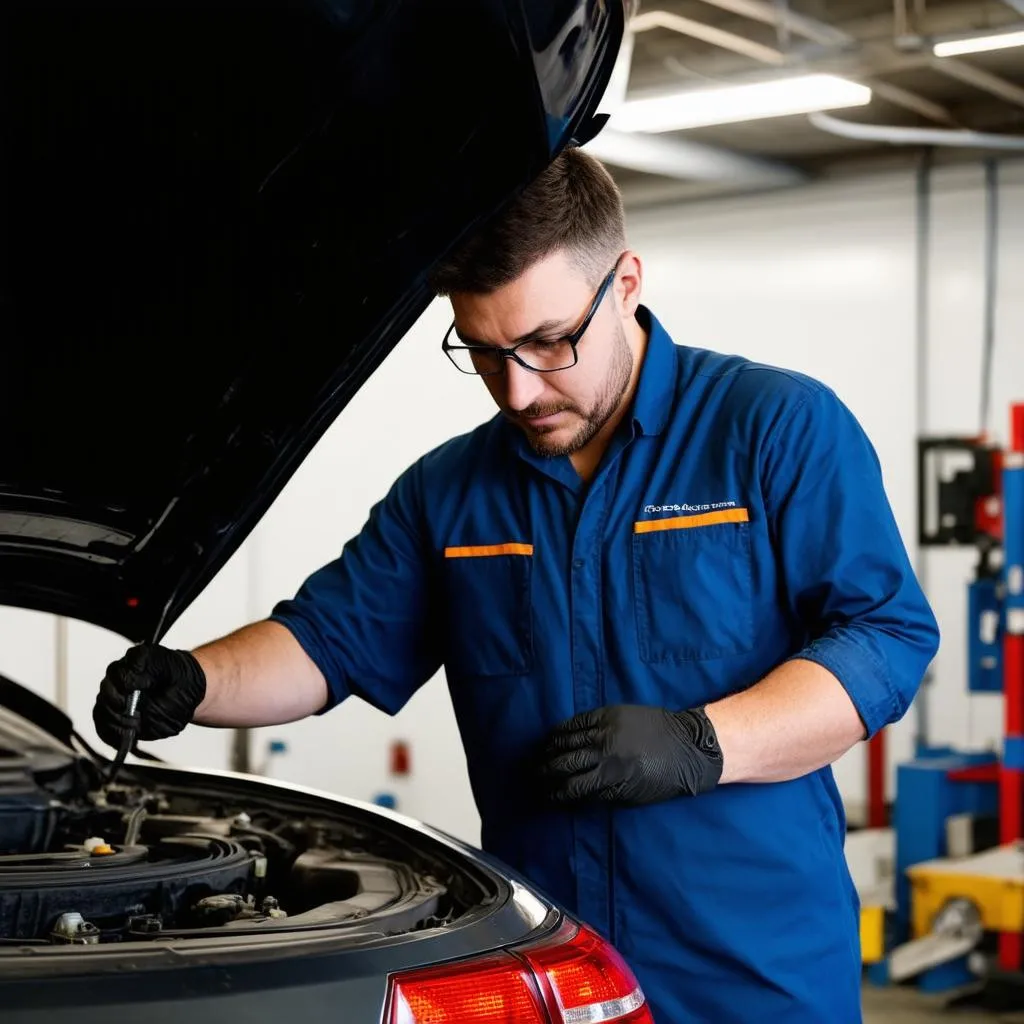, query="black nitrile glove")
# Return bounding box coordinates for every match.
[539,704,724,807]
[93,643,207,747]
